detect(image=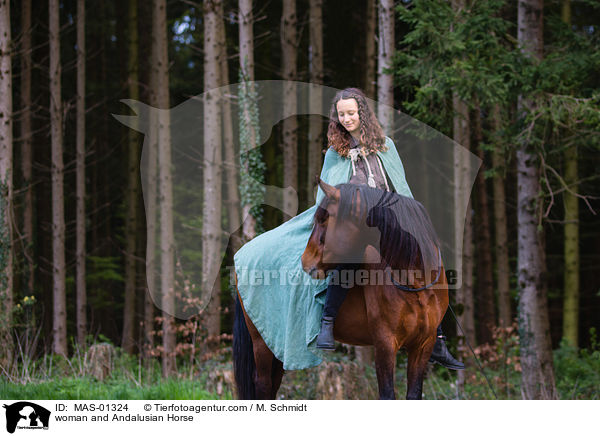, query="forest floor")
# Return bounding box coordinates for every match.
[1,333,598,400]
